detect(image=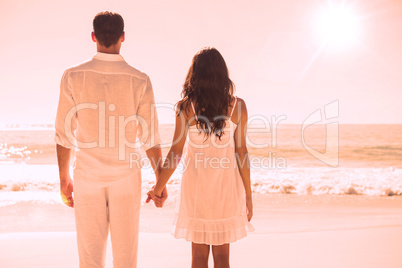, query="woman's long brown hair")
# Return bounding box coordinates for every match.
[177,47,235,140]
